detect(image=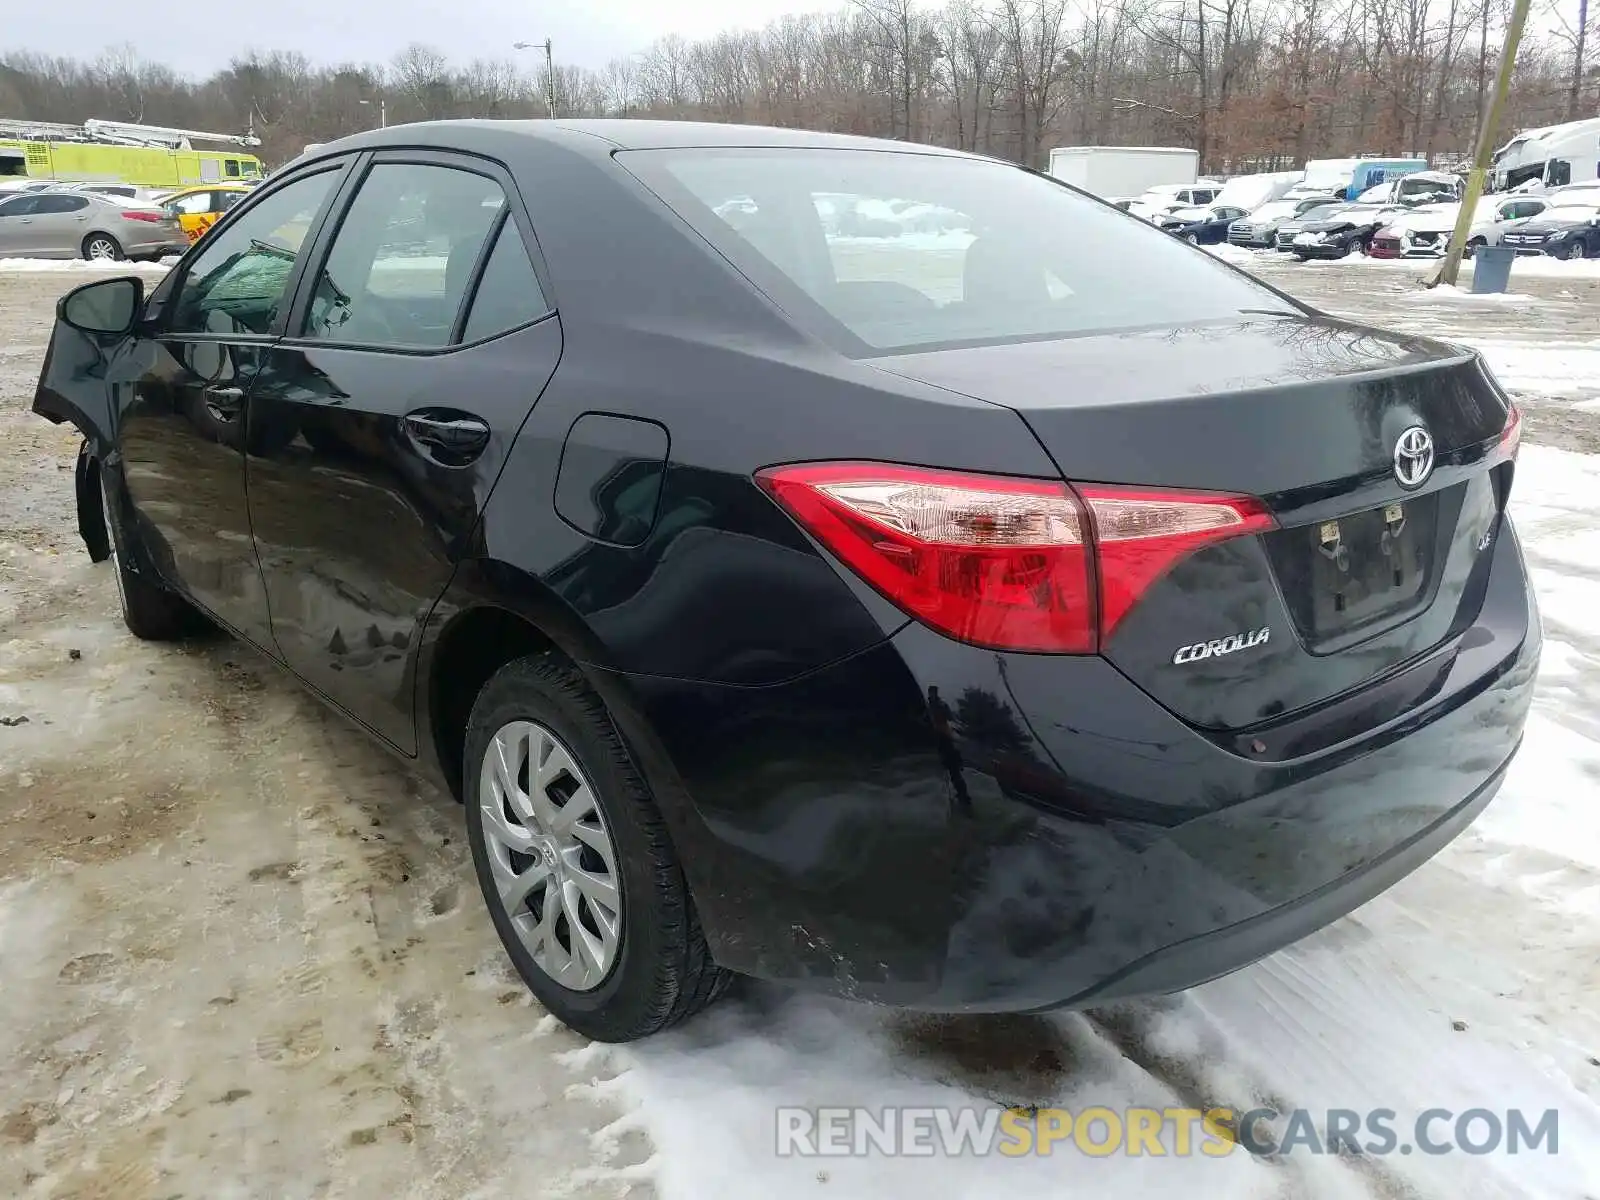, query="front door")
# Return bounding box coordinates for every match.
[246,154,560,750]
[0,193,43,255]
[116,165,348,644]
